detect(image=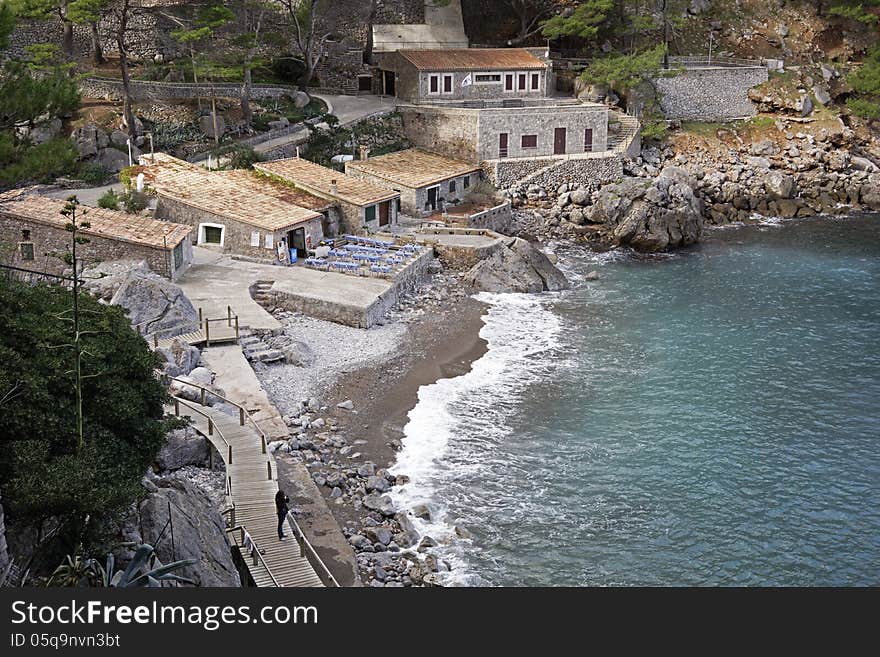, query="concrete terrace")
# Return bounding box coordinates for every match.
[176,248,395,330]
